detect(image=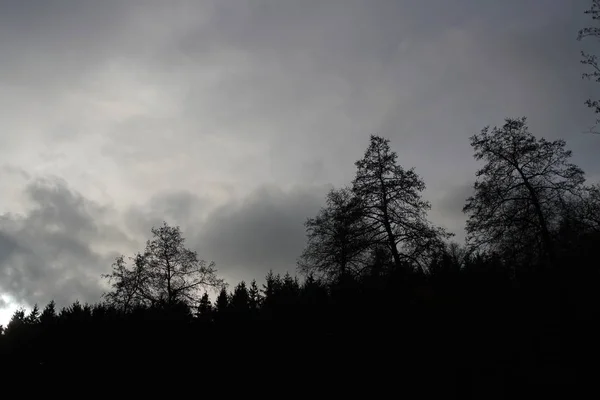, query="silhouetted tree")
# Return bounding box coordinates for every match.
[463,118,586,268]
[364,243,395,277]
[429,242,466,279]
[555,183,600,273]
[281,272,301,301]
[40,301,57,325]
[248,279,262,312]
[563,183,600,233]
[102,222,224,309]
[59,300,92,322]
[4,308,26,336]
[262,270,282,310]
[578,0,600,133]
[214,286,230,315]
[298,187,371,282]
[352,135,451,272]
[230,281,250,314]
[26,304,40,324]
[197,292,212,322]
